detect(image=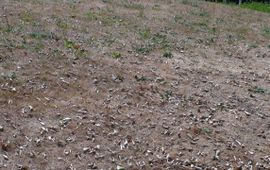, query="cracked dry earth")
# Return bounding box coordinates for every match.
[0,0,270,169]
